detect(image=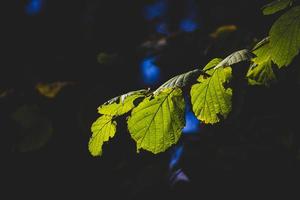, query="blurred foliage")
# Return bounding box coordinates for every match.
[97,52,118,65]
[0,88,14,98]
[210,25,237,39]
[36,81,73,98]
[11,105,53,152]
